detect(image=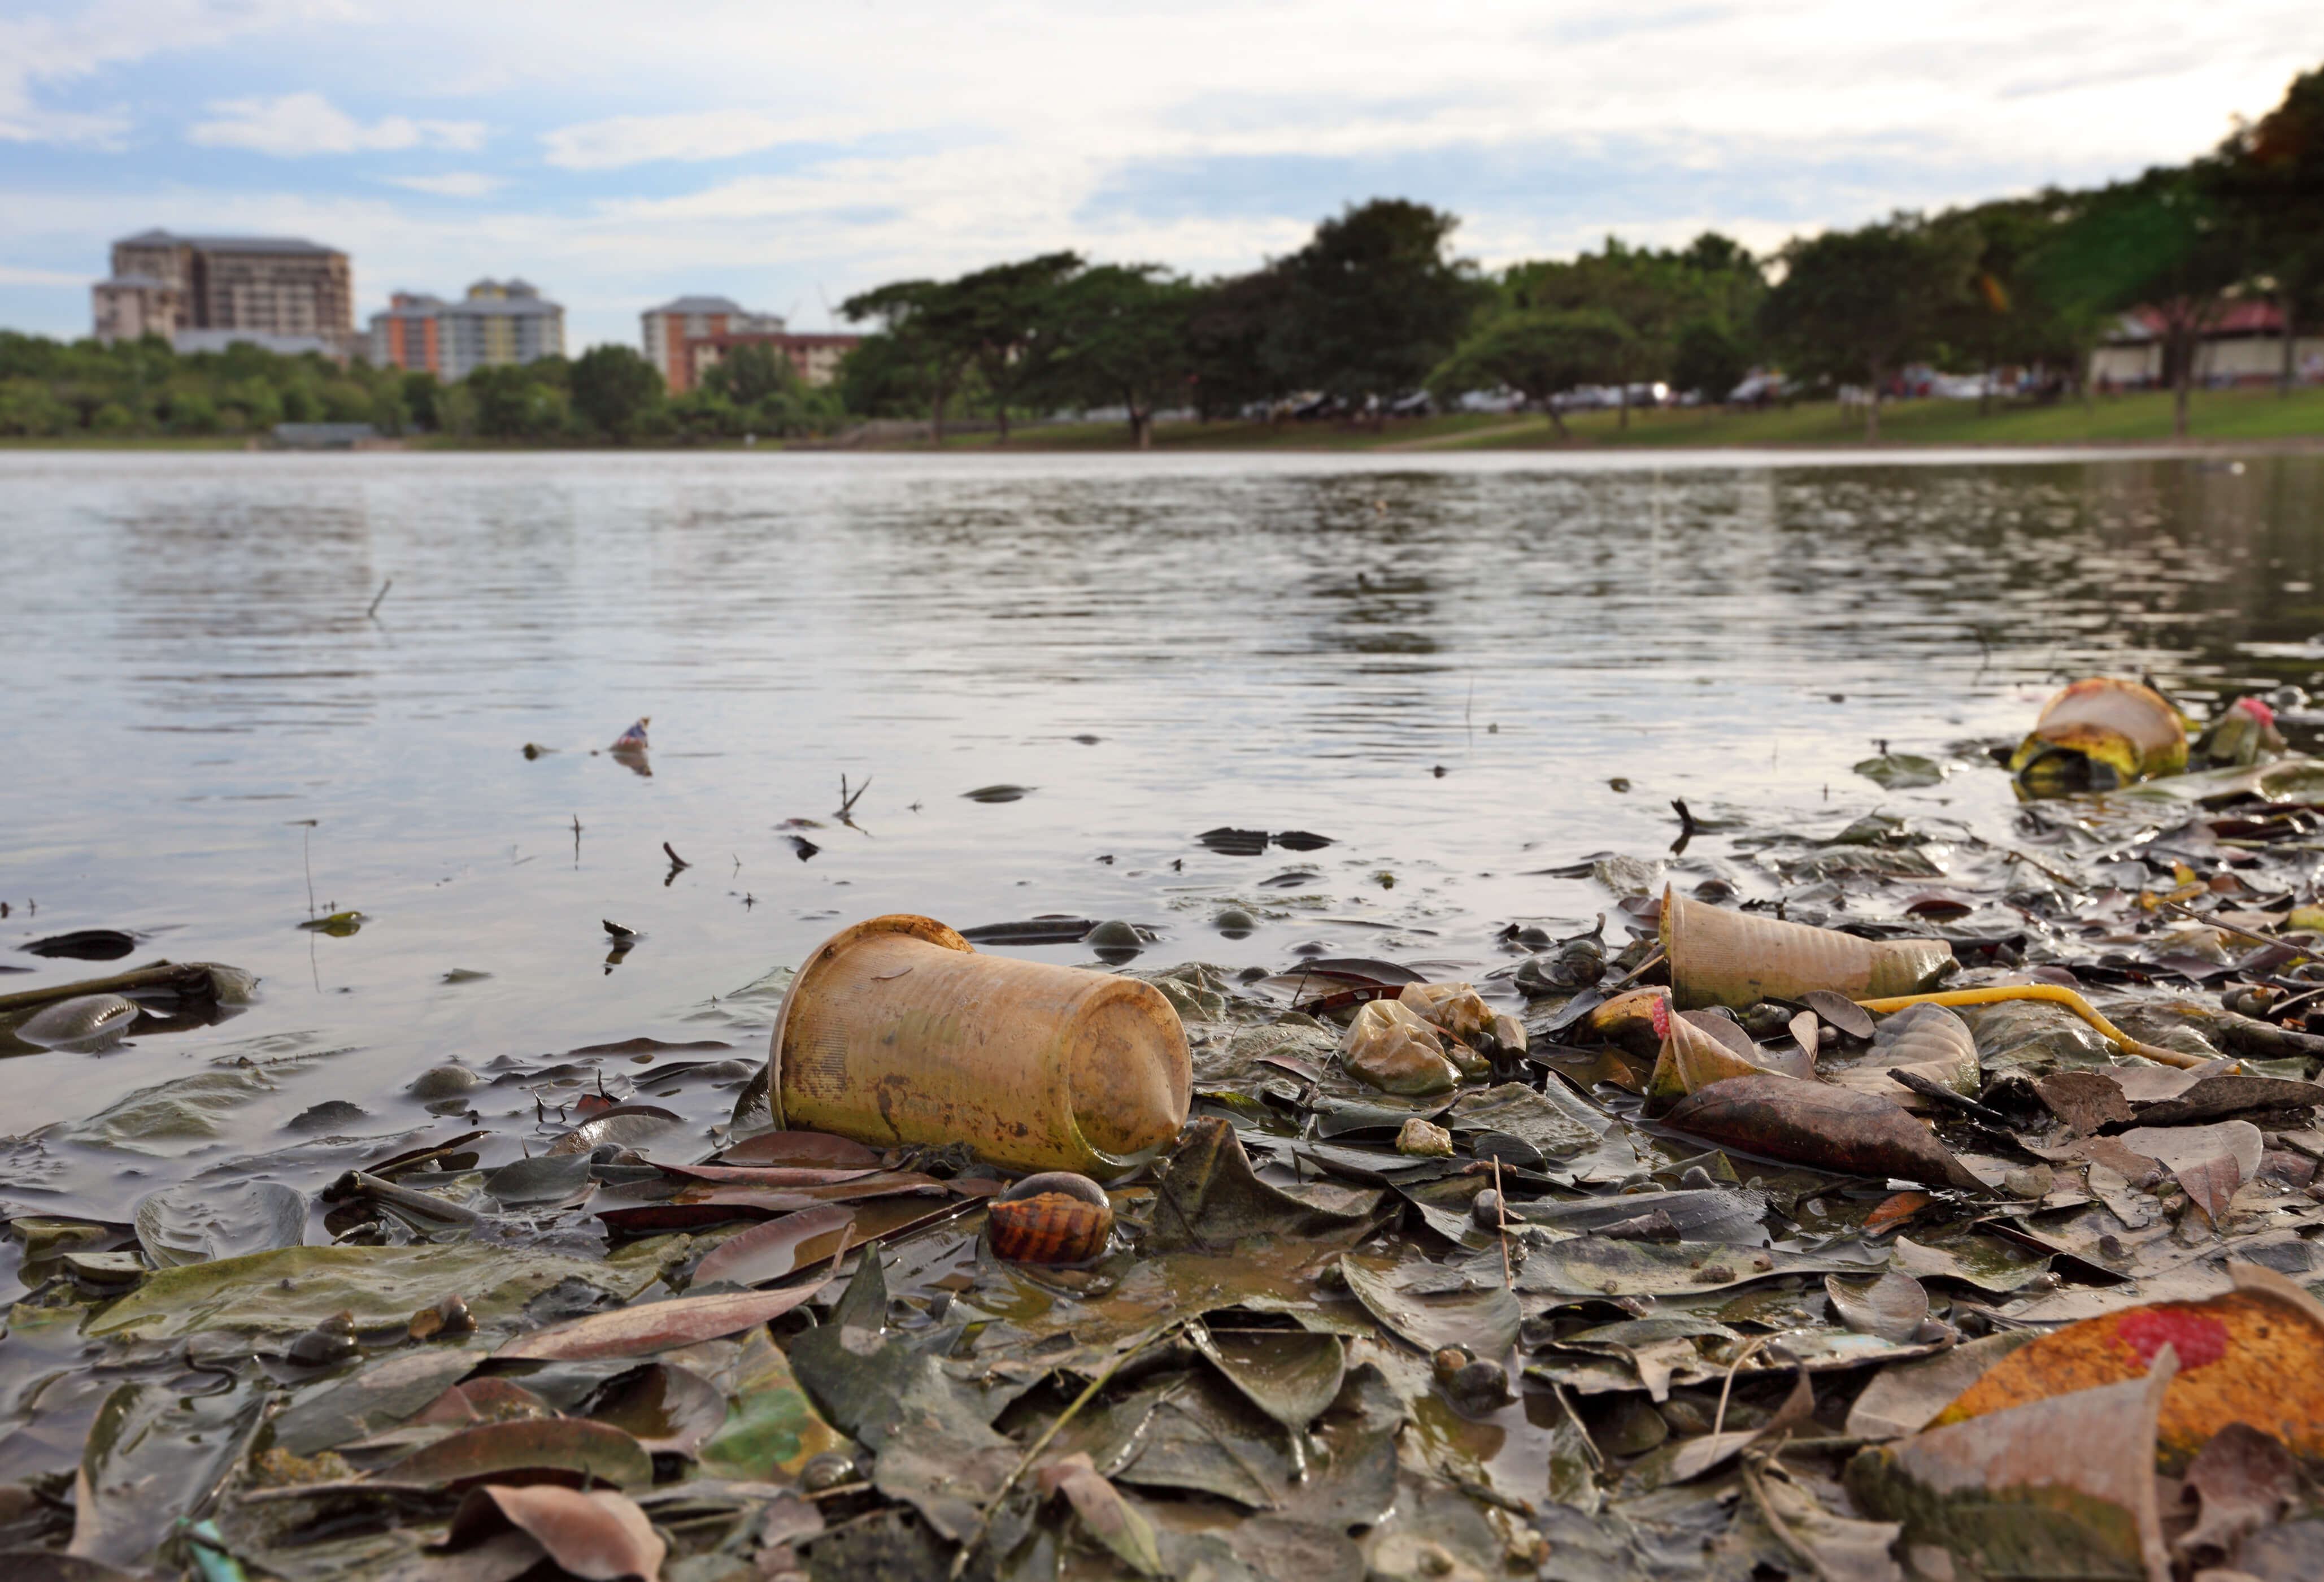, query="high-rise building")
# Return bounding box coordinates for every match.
[641,295,785,391]
[368,279,565,380]
[92,230,353,354]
